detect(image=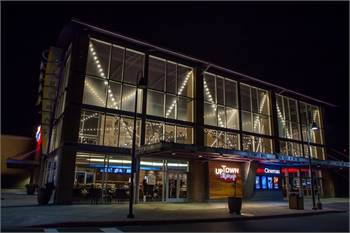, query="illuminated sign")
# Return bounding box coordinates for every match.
[264,168,280,174]
[214,165,240,182]
[256,167,280,175]
[36,125,41,143]
[99,168,131,174]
